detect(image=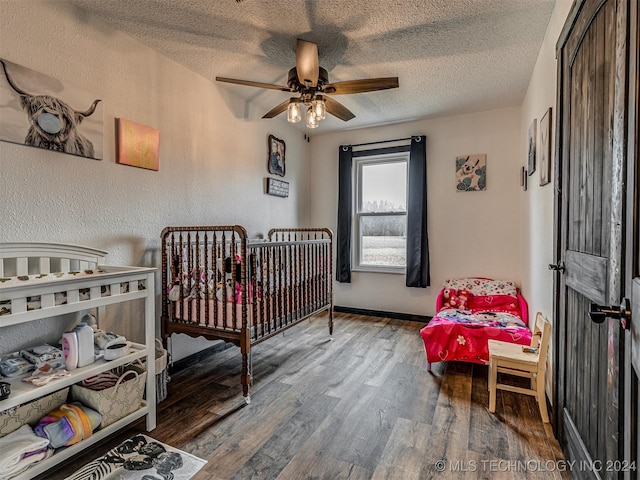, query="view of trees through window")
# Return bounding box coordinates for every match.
[358,160,407,268]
